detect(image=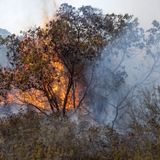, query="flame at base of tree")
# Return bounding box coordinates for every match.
[0,31,85,114]
[5,60,82,113]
